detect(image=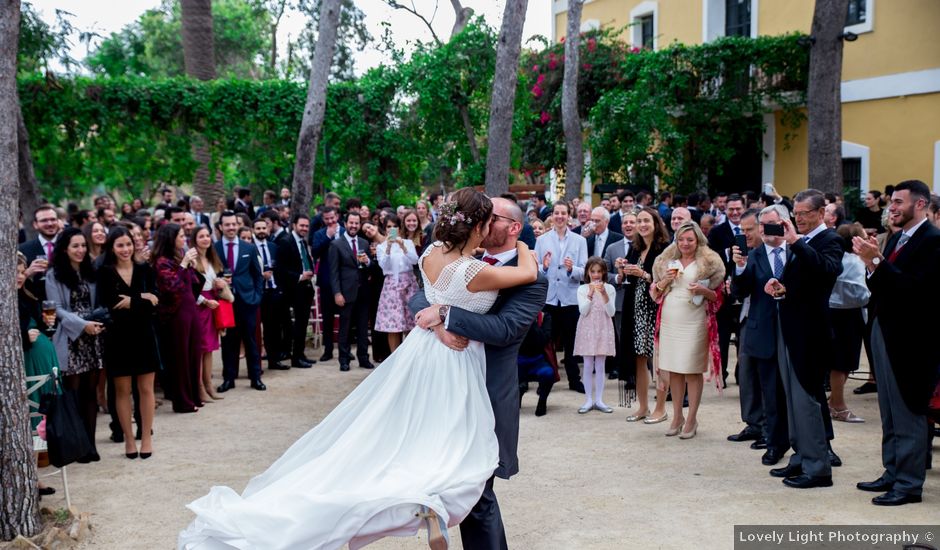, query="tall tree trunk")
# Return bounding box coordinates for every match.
[181,0,224,205]
[458,103,480,164]
[562,0,584,202]
[806,0,849,194]
[1,0,41,540]
[484,0,529,197]
[290,0,342,216]
[17,97,42,242]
